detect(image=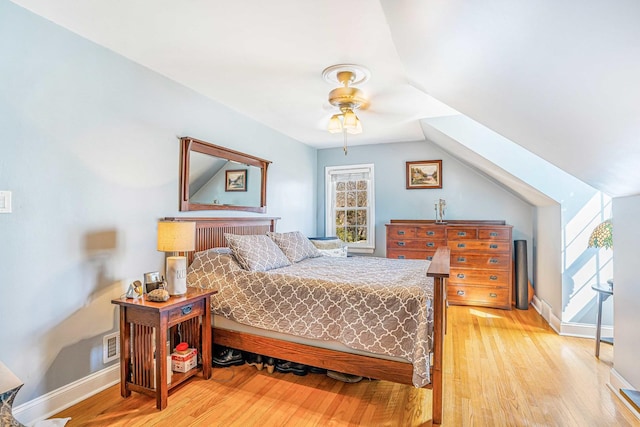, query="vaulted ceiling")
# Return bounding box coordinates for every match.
[11,0,640,198]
